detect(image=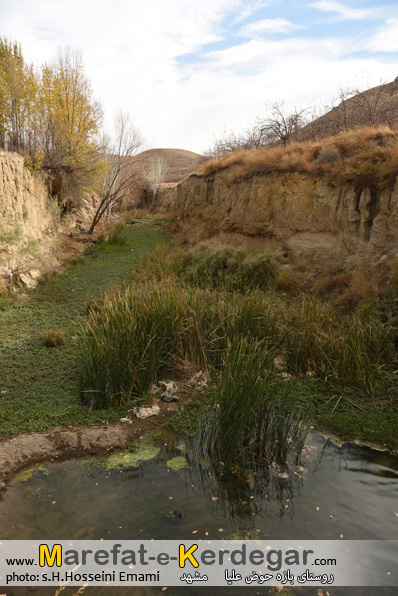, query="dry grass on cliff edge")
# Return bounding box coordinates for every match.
[197,126,398,189]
